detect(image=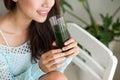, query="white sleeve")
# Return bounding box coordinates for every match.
[55,58,73,73]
